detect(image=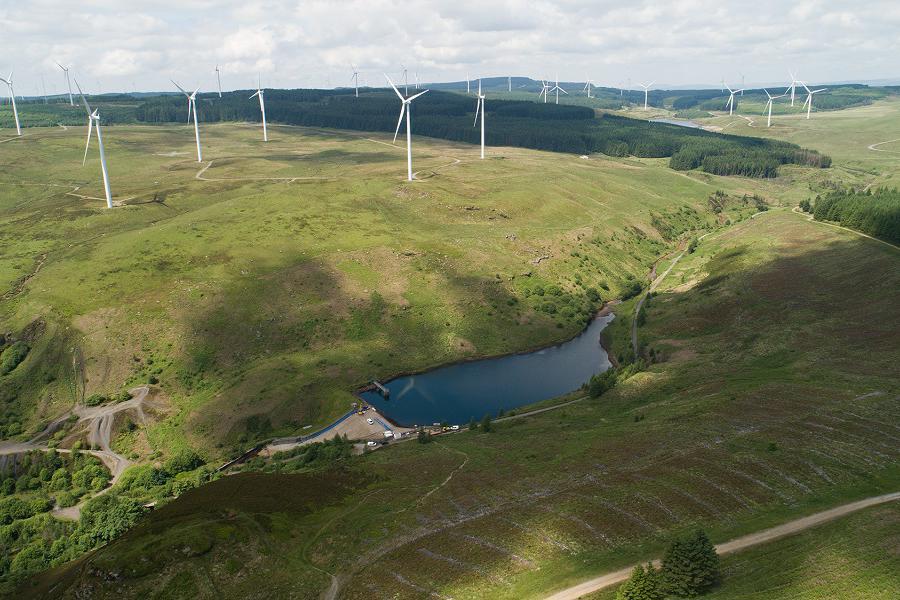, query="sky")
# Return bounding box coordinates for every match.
[1,0,898,96]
